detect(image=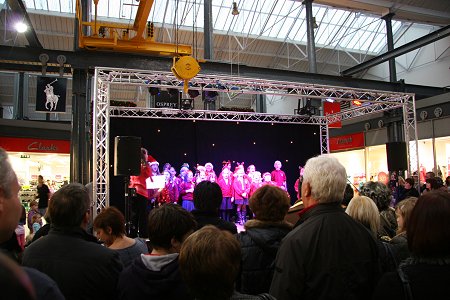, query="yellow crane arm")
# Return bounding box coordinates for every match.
[132,0,155,41]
